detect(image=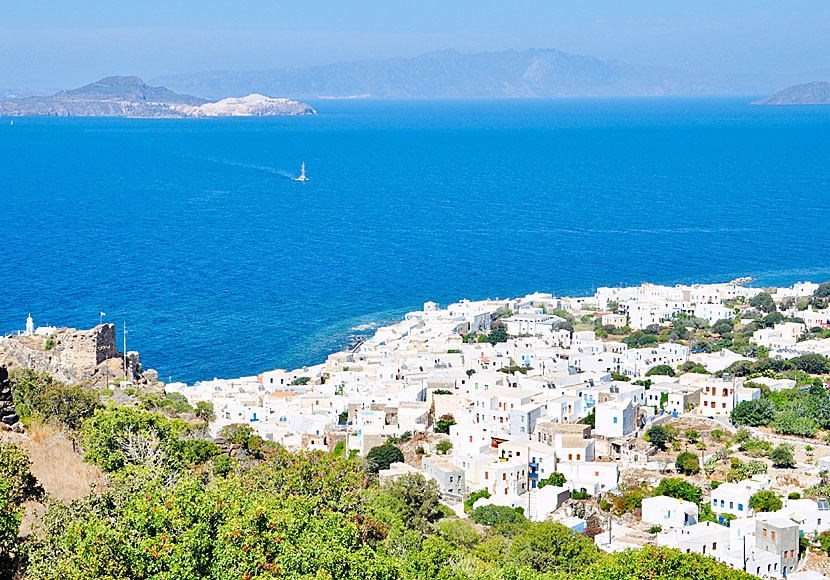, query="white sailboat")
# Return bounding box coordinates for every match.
[295,162,308,182]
